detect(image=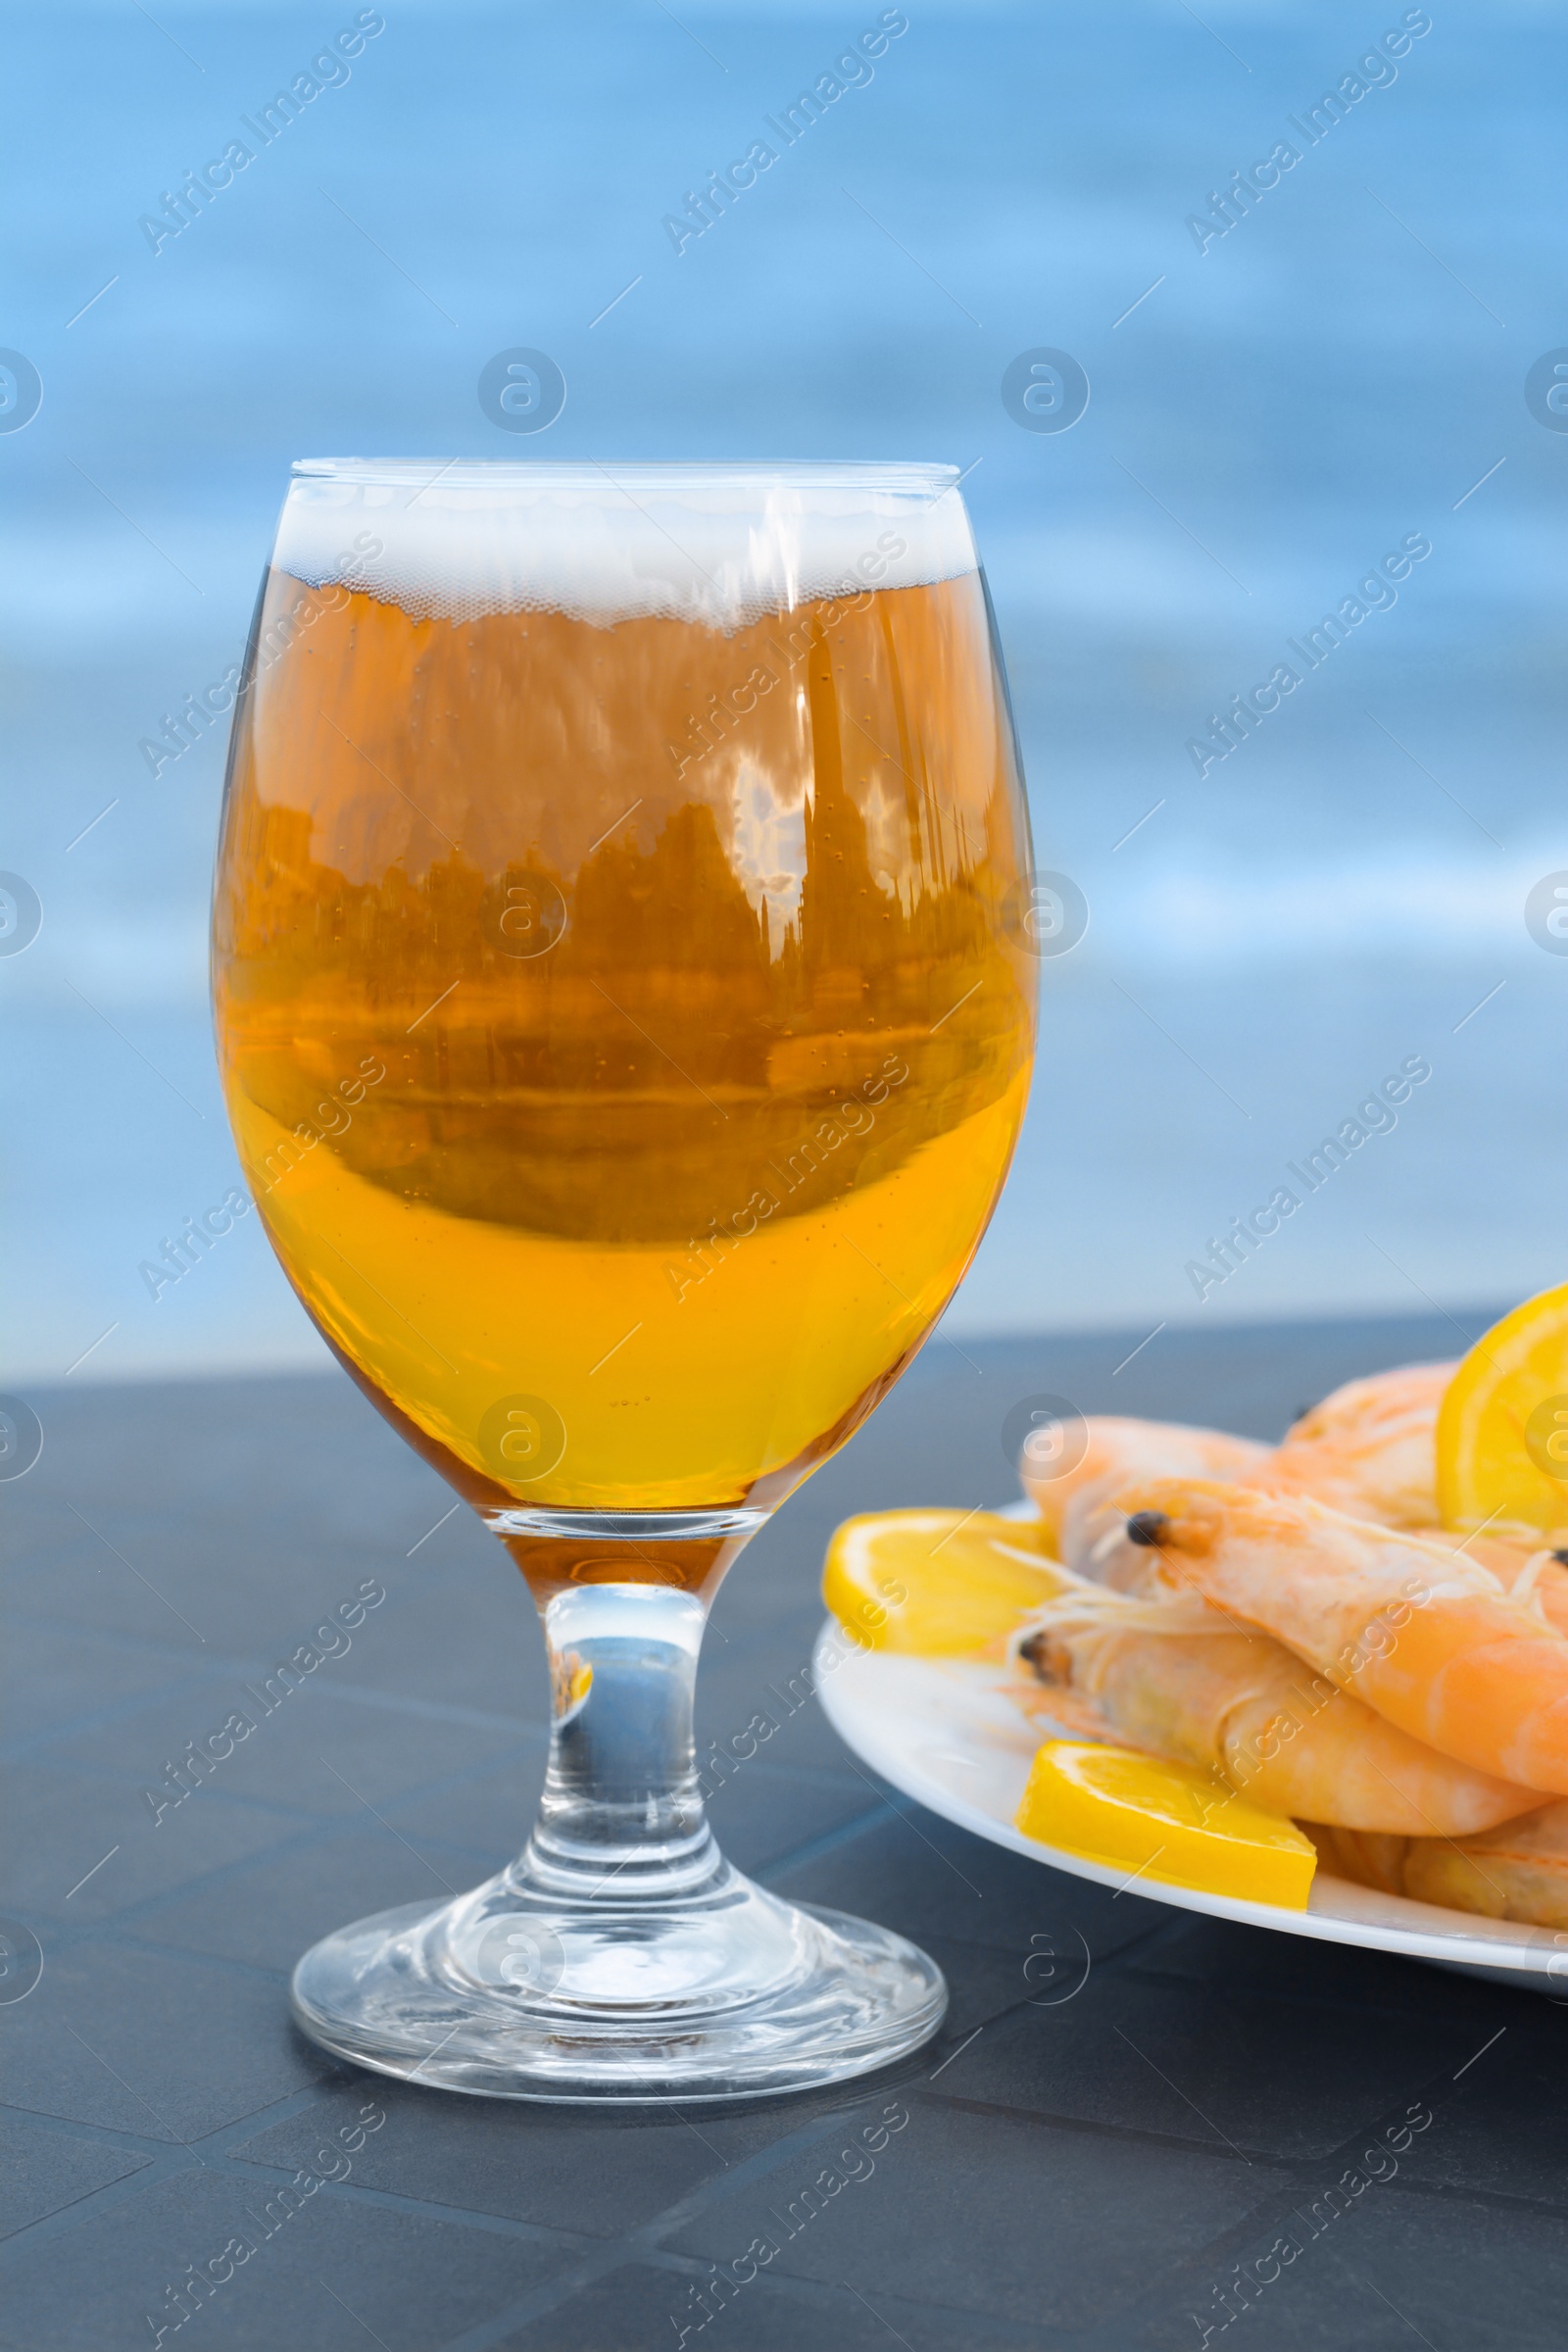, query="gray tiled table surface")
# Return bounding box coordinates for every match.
[6,1310,1565,2350]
